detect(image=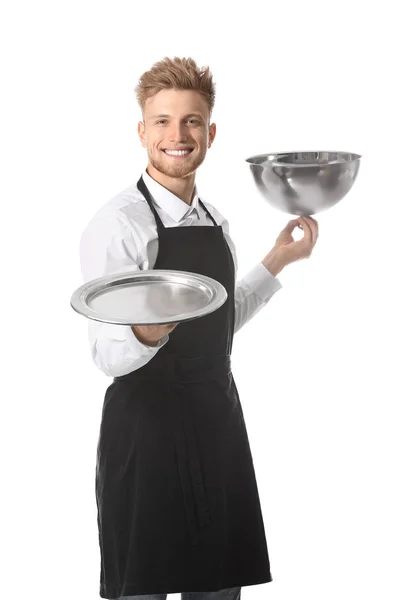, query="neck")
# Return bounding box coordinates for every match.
[146,164,196,205]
